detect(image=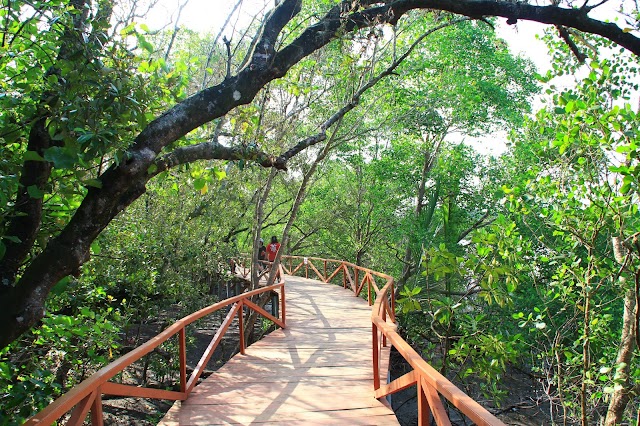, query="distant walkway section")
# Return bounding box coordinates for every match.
[159,275,398,425]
